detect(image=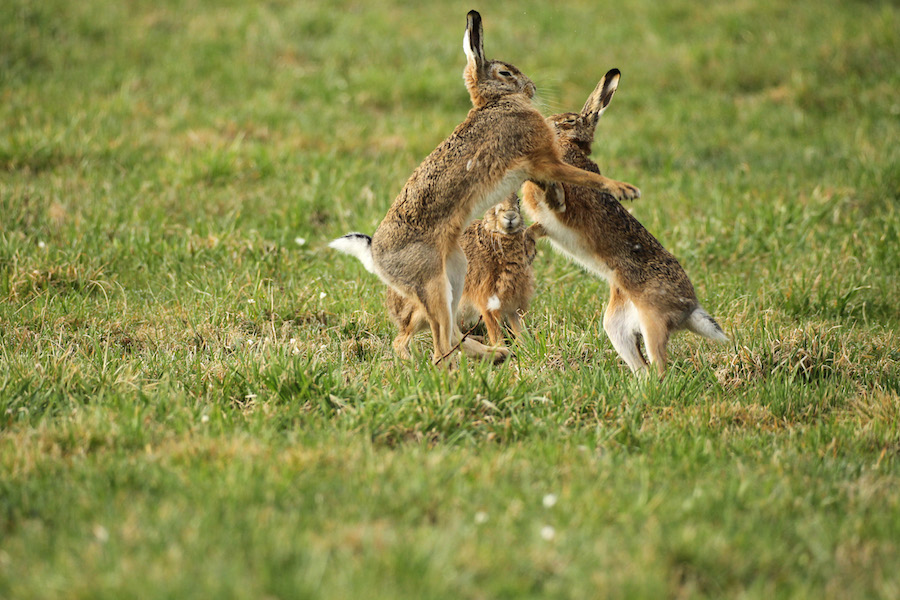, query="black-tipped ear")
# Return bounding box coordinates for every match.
[464,10,485,69]
[581,68,621,123]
